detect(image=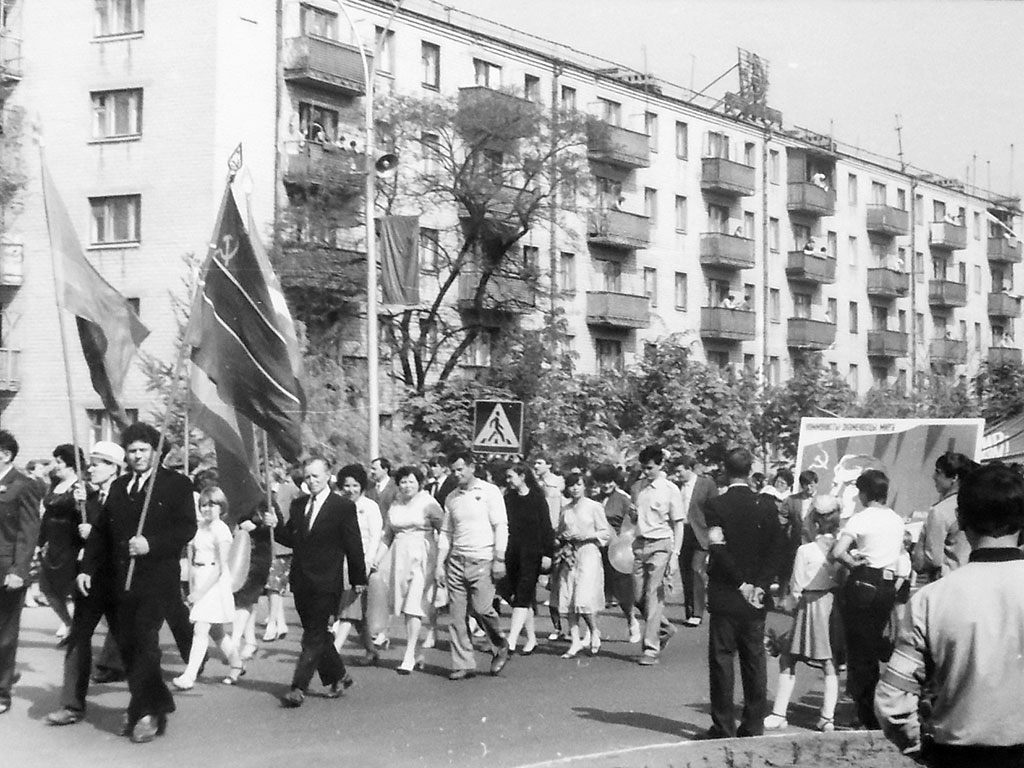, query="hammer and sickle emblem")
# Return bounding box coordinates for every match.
[214,234,238,265]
